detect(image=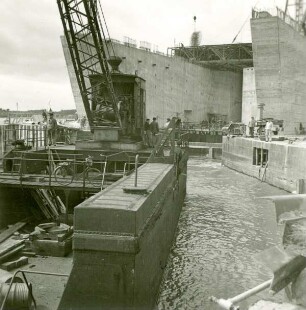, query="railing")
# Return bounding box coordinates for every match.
[2,151,107,192]
[252,6,304,34]
[0,124,47,158]
[147,117,189,163]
